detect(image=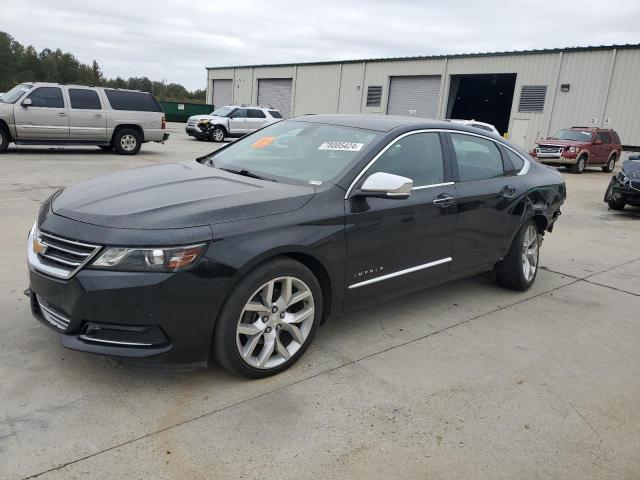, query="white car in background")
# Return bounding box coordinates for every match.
[186,105,283,142]
[449,119,500,136]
